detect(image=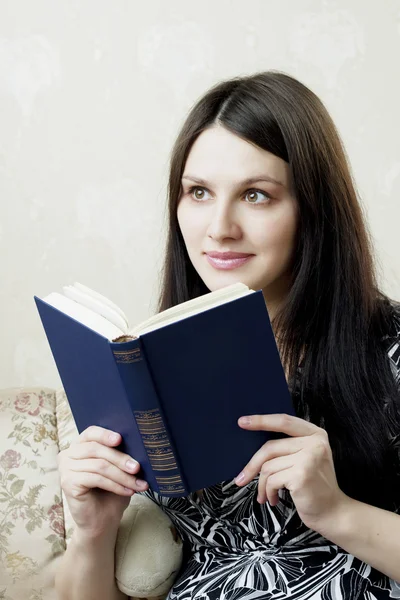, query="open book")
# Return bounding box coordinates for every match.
[41,281,254,341]
[35,282,293,497]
